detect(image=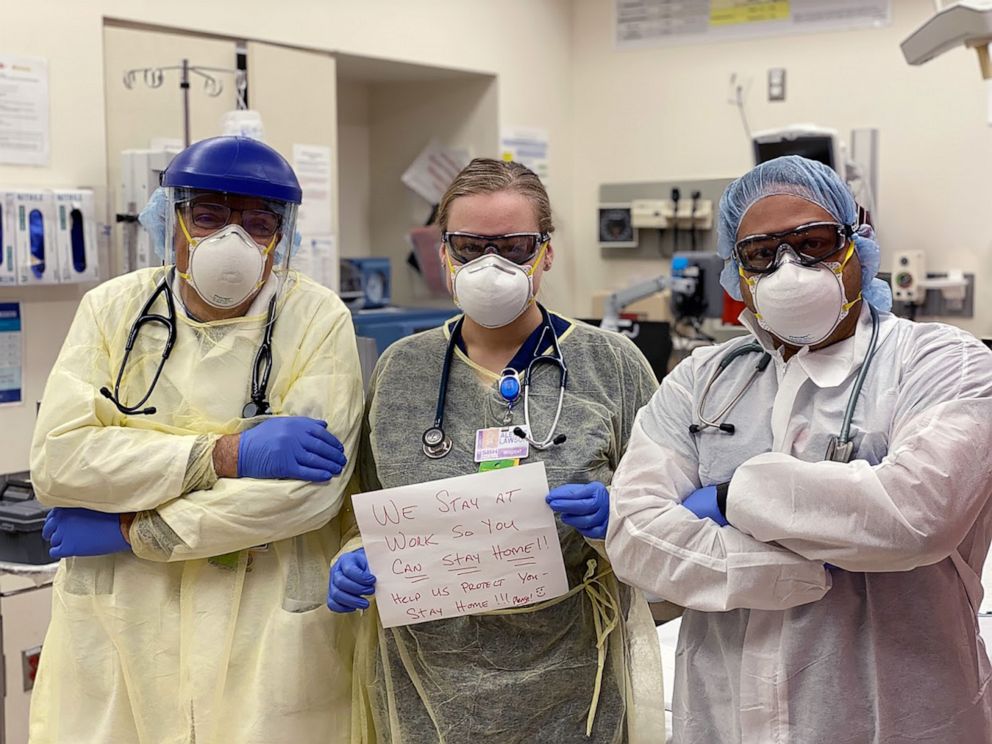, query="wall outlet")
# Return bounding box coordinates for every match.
[768,68,786,102]
[891,251,926,303]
